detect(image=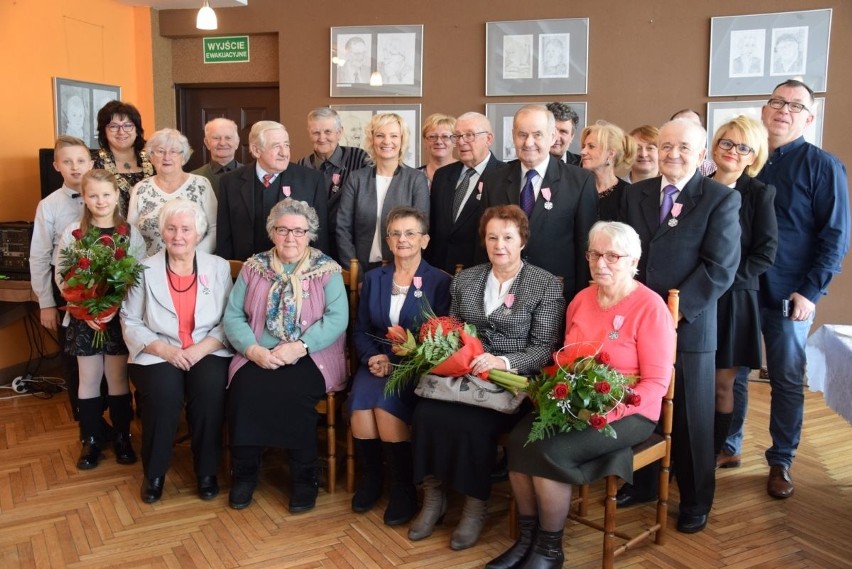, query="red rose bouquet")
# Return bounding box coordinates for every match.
[383,314,528,396]
[58,224,145,348]
[525,342,639,444]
